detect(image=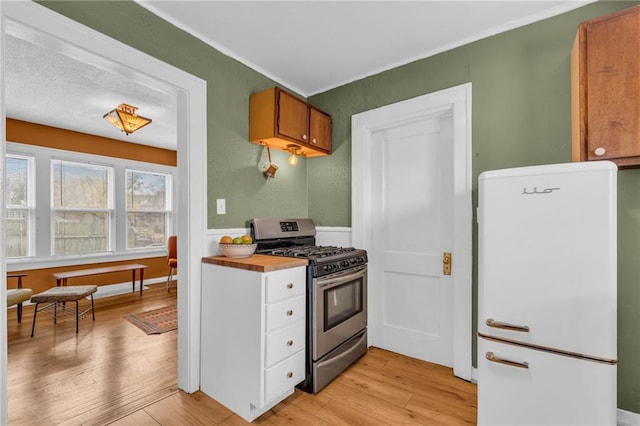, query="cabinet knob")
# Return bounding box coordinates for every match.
[287,283,294,289]
[312,138,317,144]
[594,147,606,156]
[287,372,294,379]
[286,310,293,316]
[287,340,294,346]
[302,134,307,140]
